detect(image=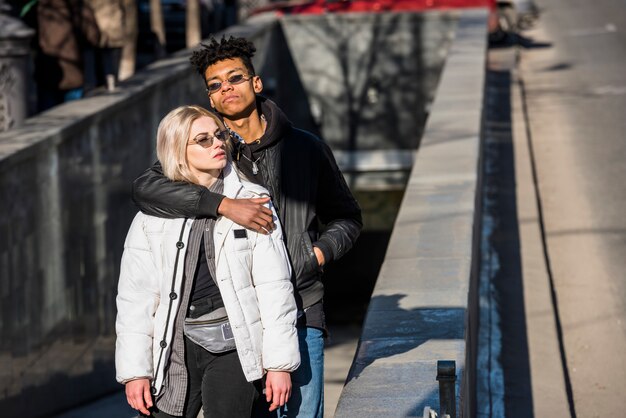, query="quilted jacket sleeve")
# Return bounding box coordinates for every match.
[250,202,300,372]
[115,213,160,384]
